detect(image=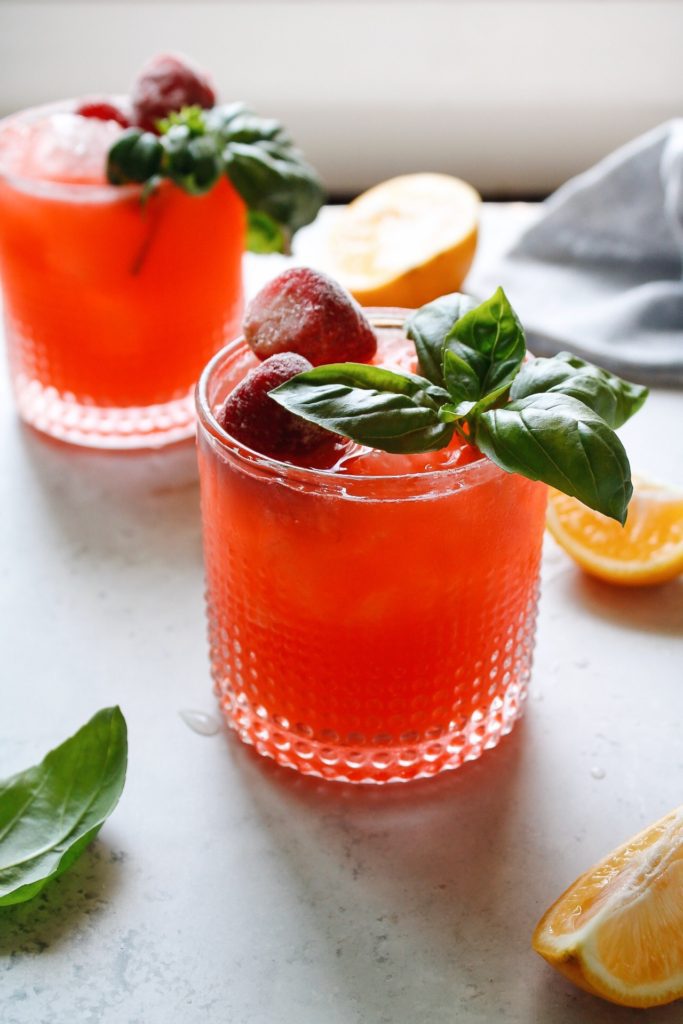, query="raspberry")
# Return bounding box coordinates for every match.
[218,353,337,459]
[75,101,129,128]
[243,267,377,366]
[132,54,216,133]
